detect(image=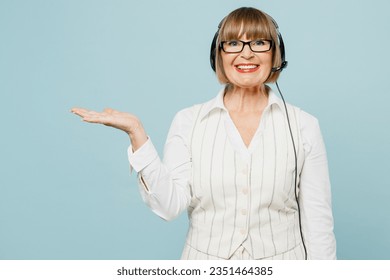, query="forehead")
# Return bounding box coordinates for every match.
[220,18,273,40]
